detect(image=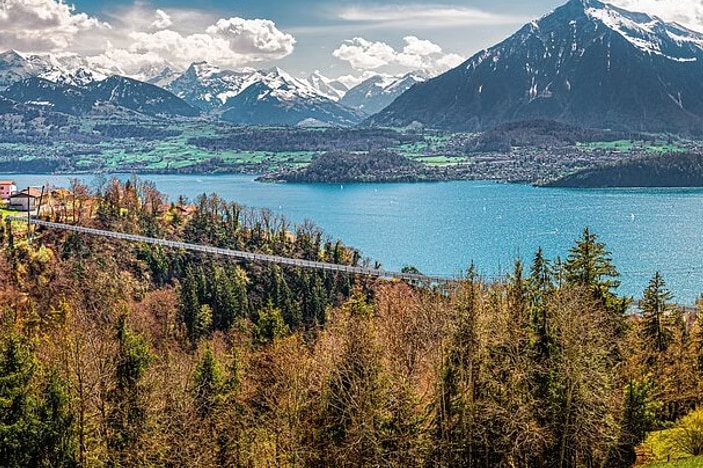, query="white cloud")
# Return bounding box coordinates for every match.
[333,36,464,75]
[609,0,703,31]
[151,9,172,30]
[95,17,295,75]
[0,0,297,75]
[335,70,379,89]
[337,4,527,29]
[205,18,295,56]
[0,0,109,51]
